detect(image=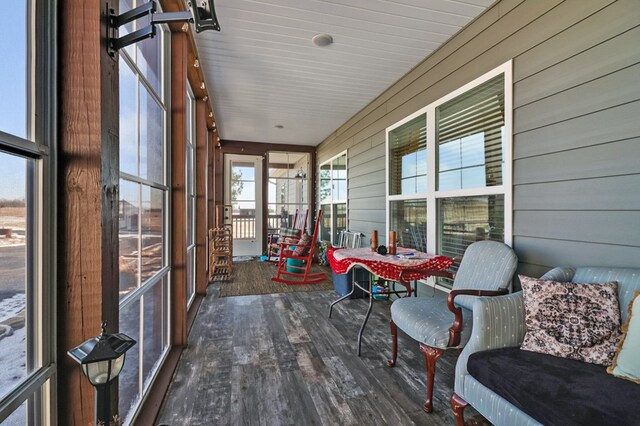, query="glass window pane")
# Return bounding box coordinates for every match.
[118,0,136,58]
[438,170,461,192]
[436,74,505,191]
[119,180,140,299]
[186,144,193,197]
[332,155,346,179]
[142,278,168,391]
[117,6,167,420]
[437,194,505,271]
[461,166,486,189]
[140,87,164,183]
[332,155,347,200]
[186,194,193,247]
[333,204,346,243]
[137,26,162,96]
[0,152,33,400]
[389,199,427,252]
[320,205,331,242]
[0,1,29,139]
[319,164,331,203]
[119,297,141,422]
[438,140,461,172]
[186,91,194,143]
[266,152,310,243]
[141,186,164,283]
[119,61,138,176]
[461,133,485,167]
[267,203,279,230]
[389,114,427,196]
[401,177,417,194]
[334,179,346,201]
[188,195,196,245]
[186,248,195,304]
